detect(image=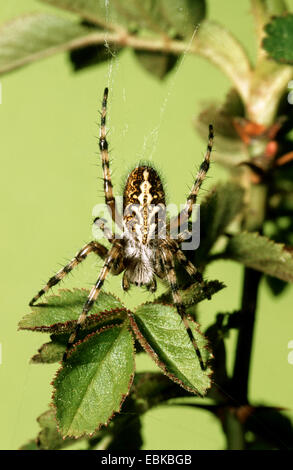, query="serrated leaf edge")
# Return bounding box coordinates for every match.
[51,322,136,439]
[128,310,212,396]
